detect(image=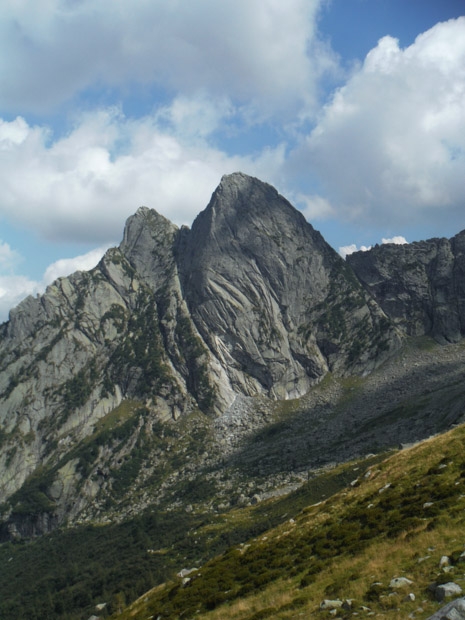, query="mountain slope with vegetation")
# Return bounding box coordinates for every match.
[0,172,403,538]
[1,173,465,619]
[115,422,465,620]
